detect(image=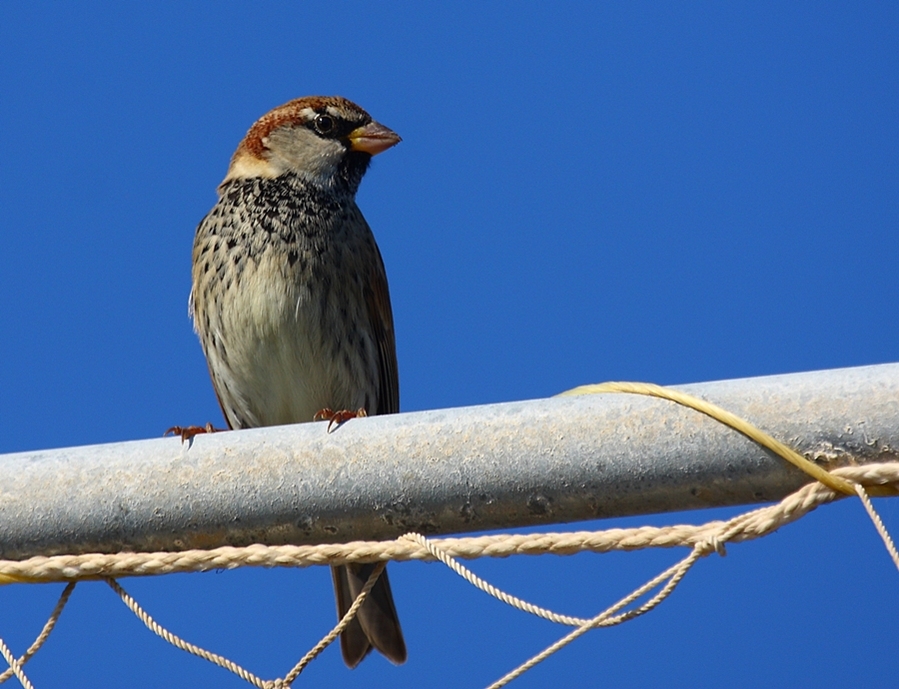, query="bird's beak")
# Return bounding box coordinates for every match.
[348,121,401,155]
